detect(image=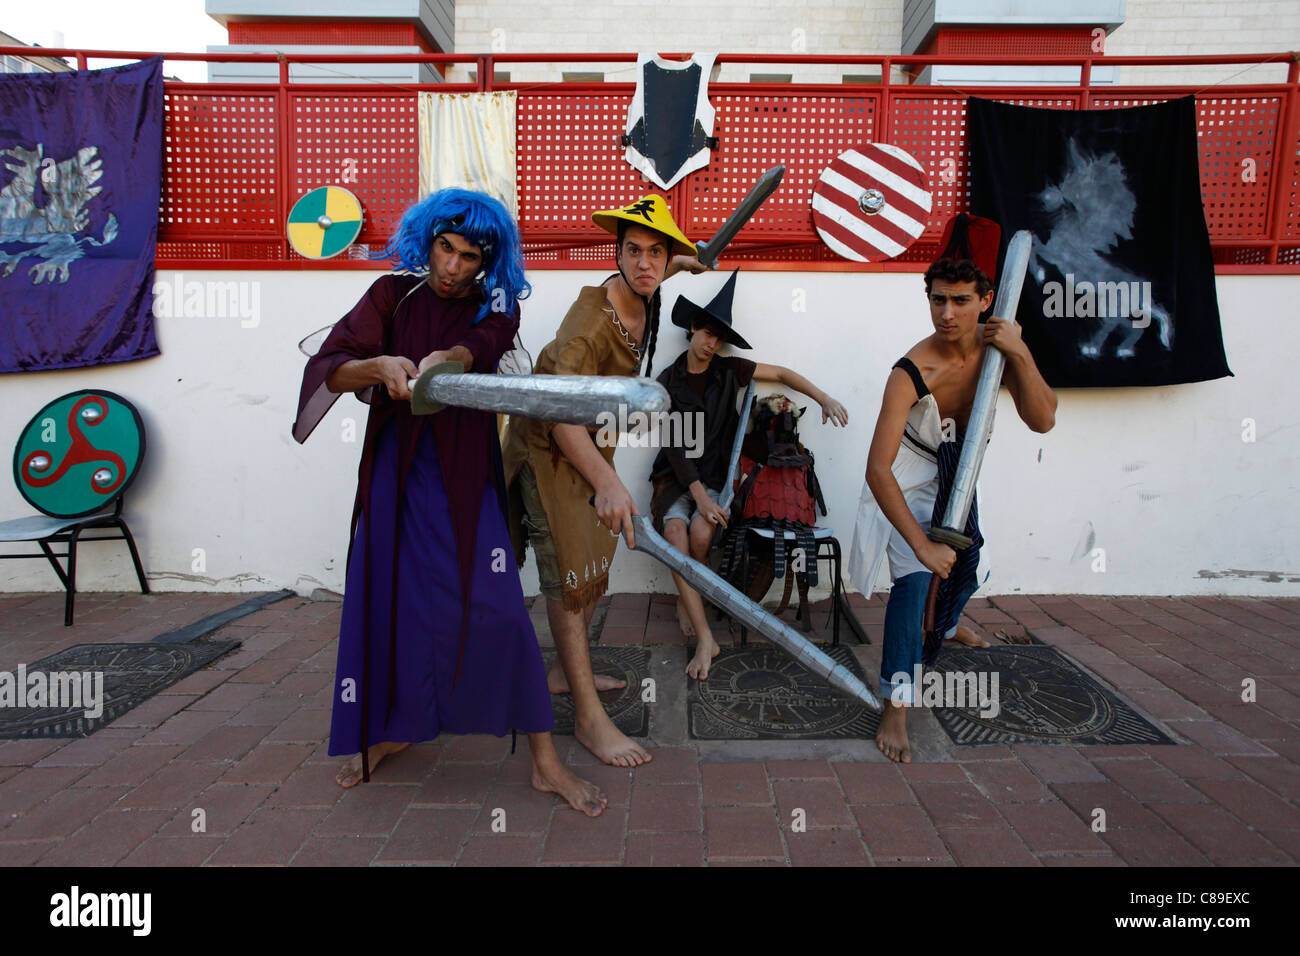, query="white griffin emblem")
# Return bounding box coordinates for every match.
[0,143,119,284]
